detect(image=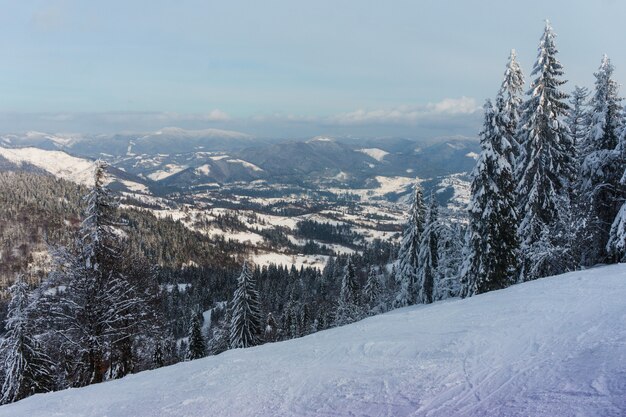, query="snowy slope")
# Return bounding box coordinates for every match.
[0,146,149,192]
[2,265,625,417]
[358,148,389,162]
[0,146,95,185]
